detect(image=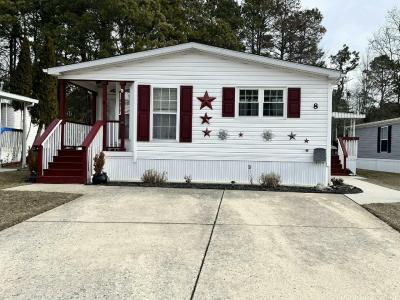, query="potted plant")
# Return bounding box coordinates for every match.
[92,152,108,184]
[26,147,38,182]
